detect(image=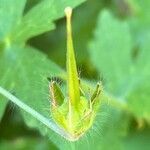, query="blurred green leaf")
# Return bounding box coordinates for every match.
[0,137,58,150]
[88,10,133,96]
[89,8,150,121]
[126,32,150,121]
[0,45,62,121]
[0,1,21,116]
[126,0,150,121]
[0,0,26,40]
[0,1,25,118]
[127,77,150,121]
[123,126,150,150]
[95,109,129,150]
[132,0,150,29]
[0,100,6,121]
[13,0,86,42]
